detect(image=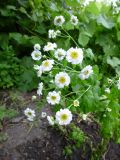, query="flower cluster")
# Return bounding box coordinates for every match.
[54,15,78,26]
[28,16,95,126]
[48,29,61,39]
